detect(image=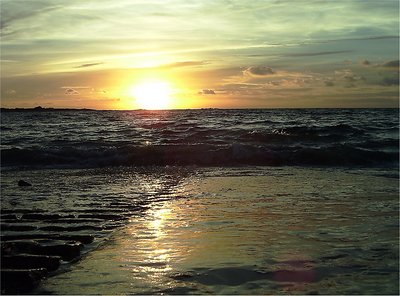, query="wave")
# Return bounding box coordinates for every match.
[2,143,398,168]
[2,109,398,169]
